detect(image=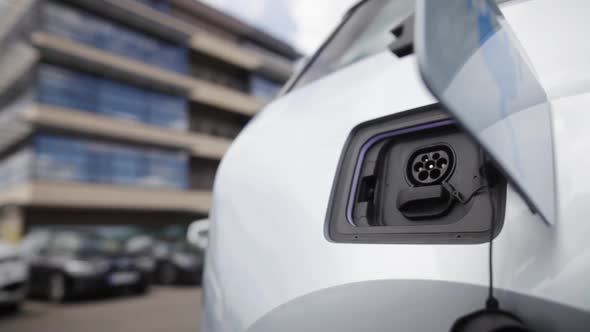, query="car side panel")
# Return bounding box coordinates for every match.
[203,1,590,331]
